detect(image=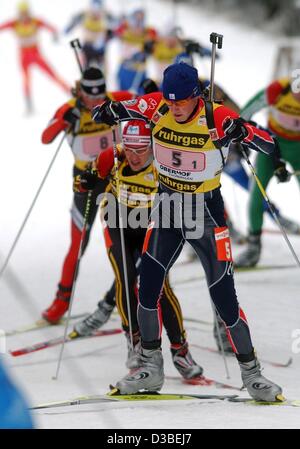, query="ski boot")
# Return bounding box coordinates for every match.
[42,284,71,323]
[73,298,115,336]
[125,331,142,370]
[171,342,203,379]
[213,315,233,354]
[116,346,164,394]
[234,233,261,268]
[239,355,283,402]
